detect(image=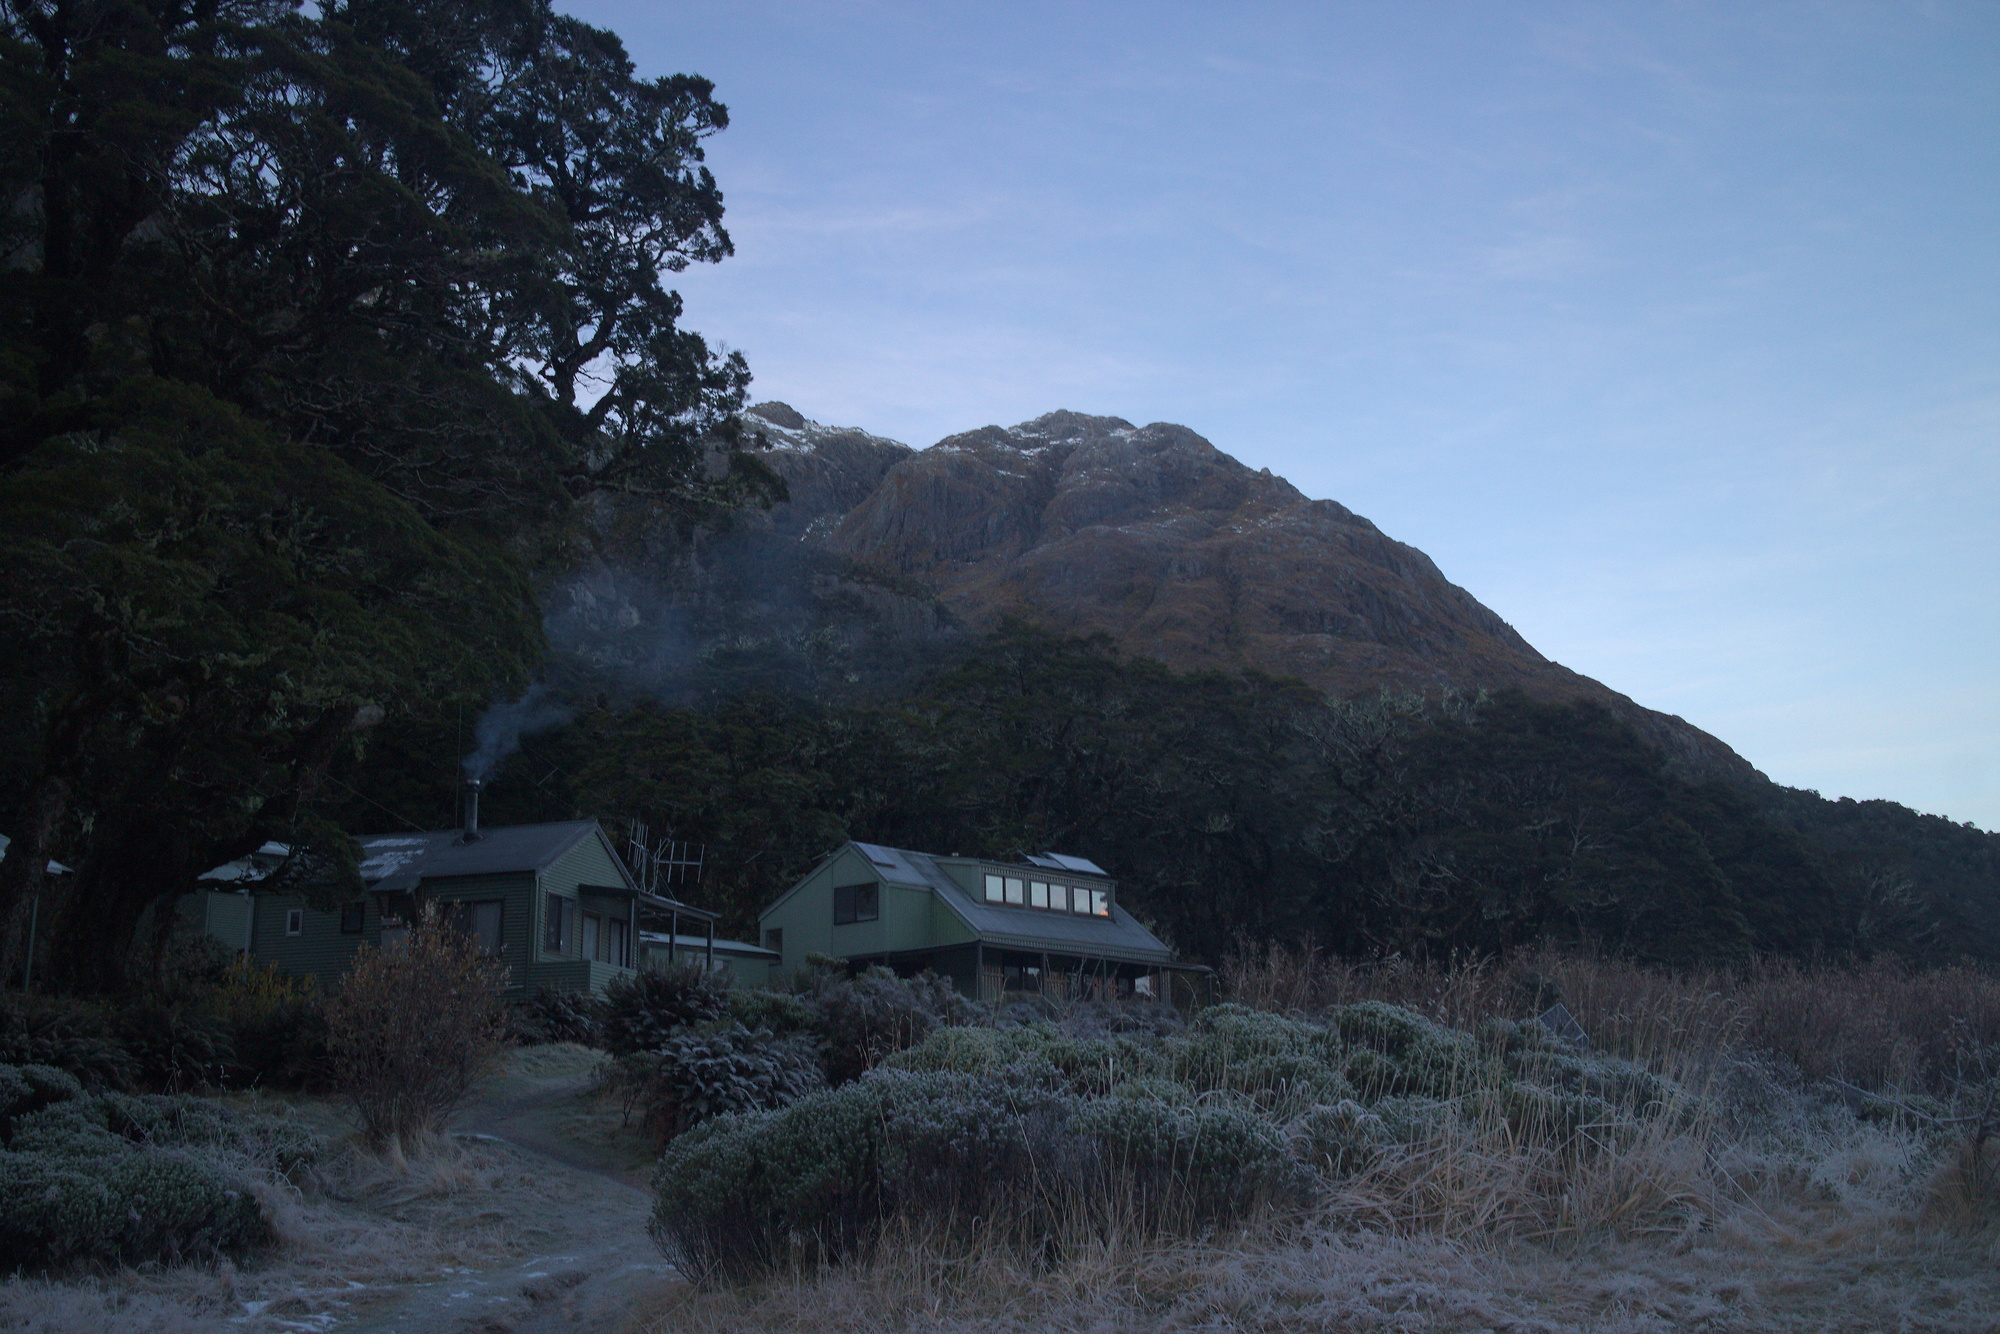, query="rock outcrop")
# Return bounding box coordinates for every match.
[743,403,1755,780]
